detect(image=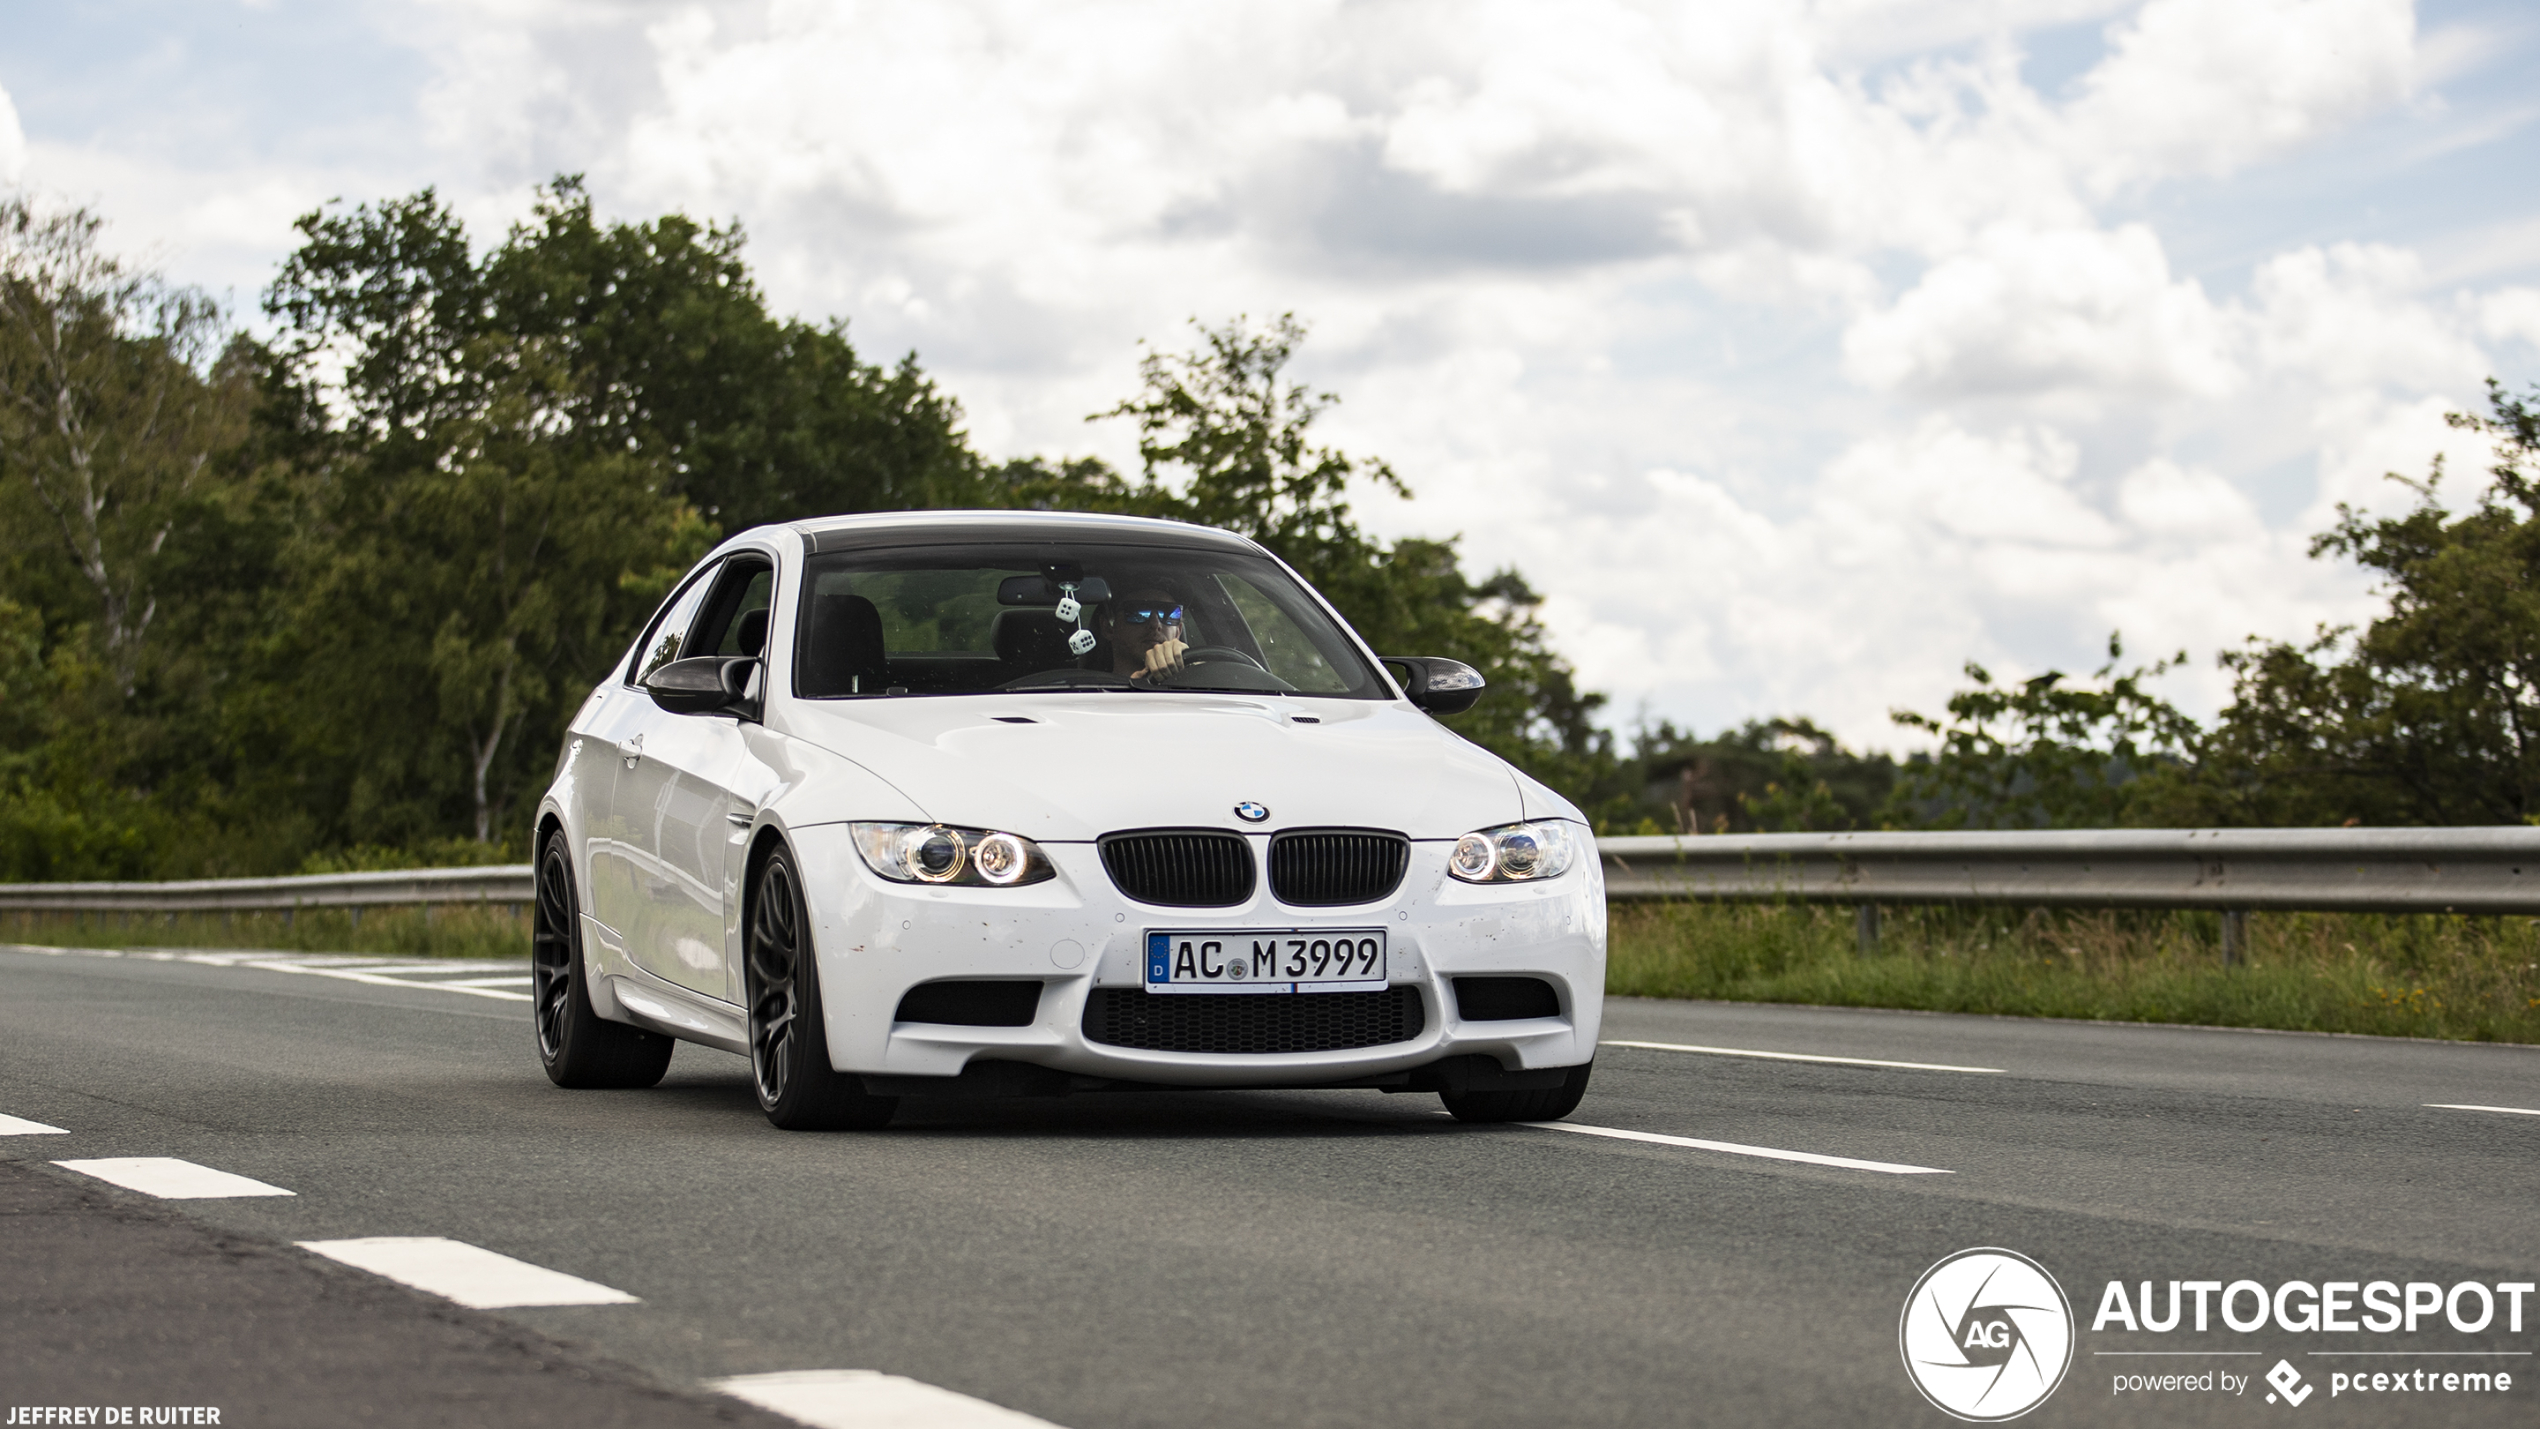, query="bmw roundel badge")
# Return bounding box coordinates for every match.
[1234,801,1270,823]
